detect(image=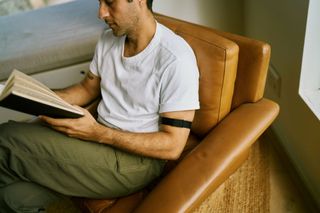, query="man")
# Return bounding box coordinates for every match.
[0,0,199,212]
